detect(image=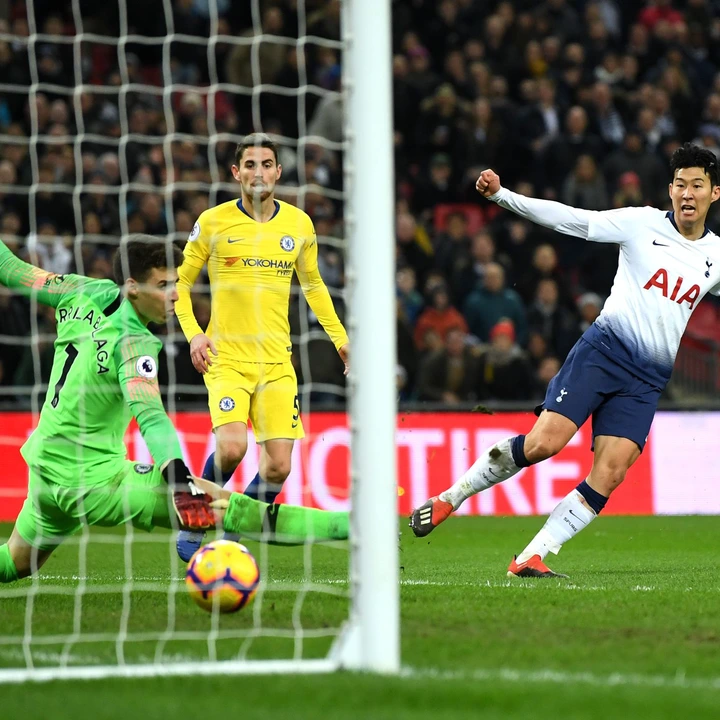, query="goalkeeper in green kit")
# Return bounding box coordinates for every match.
[0,235,349,583]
